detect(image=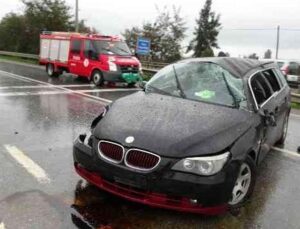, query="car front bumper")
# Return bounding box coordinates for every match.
[73,135,240,215]
[102,70,141,84]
